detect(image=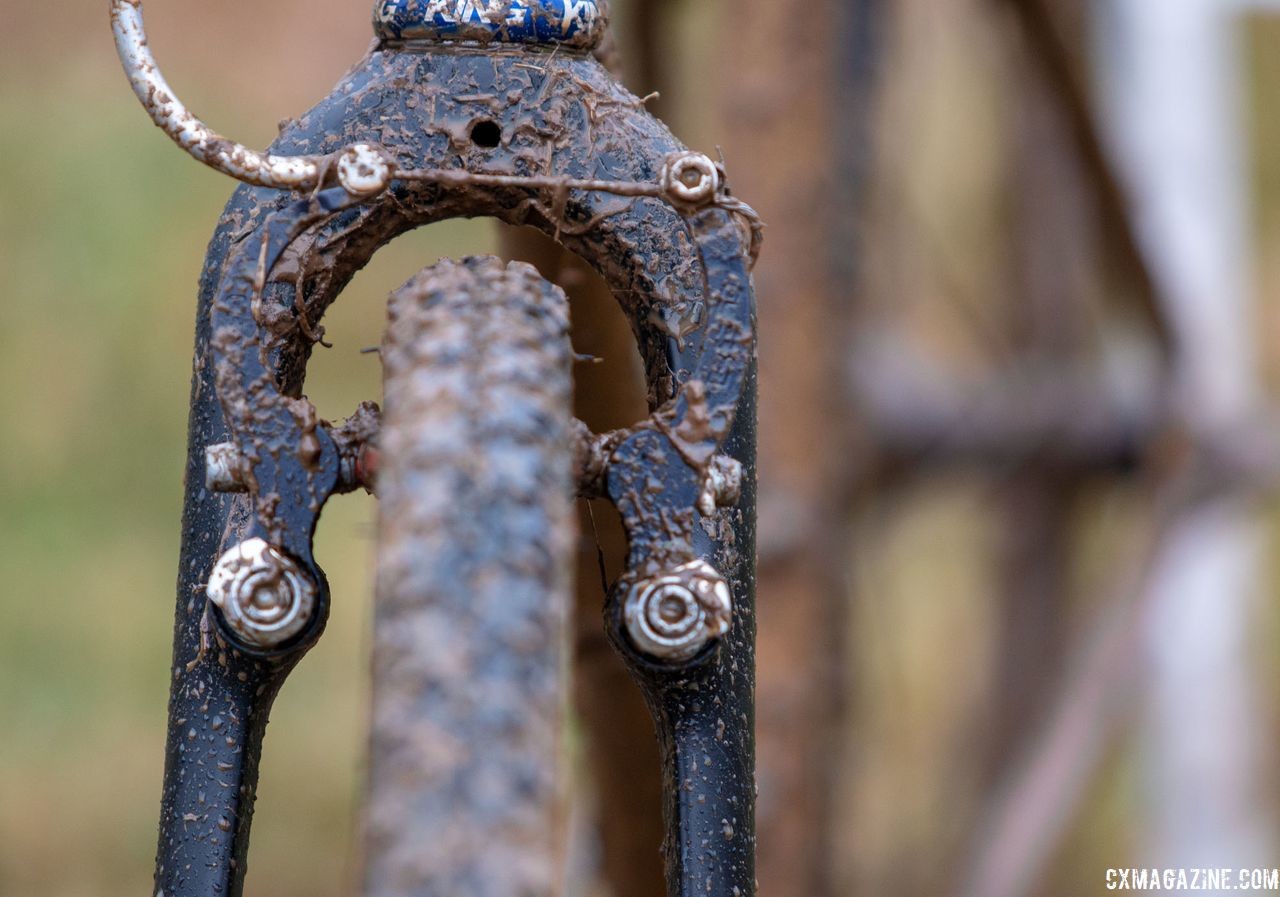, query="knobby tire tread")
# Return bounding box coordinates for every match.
[365,256,575,897]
